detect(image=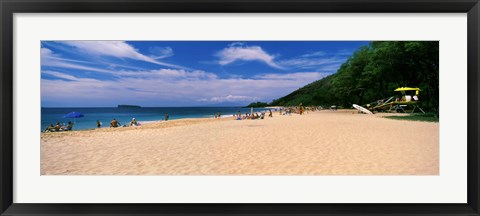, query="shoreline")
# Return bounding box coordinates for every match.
[42,108,270,132]
[40,109,422,136]
[42,116,236,135]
